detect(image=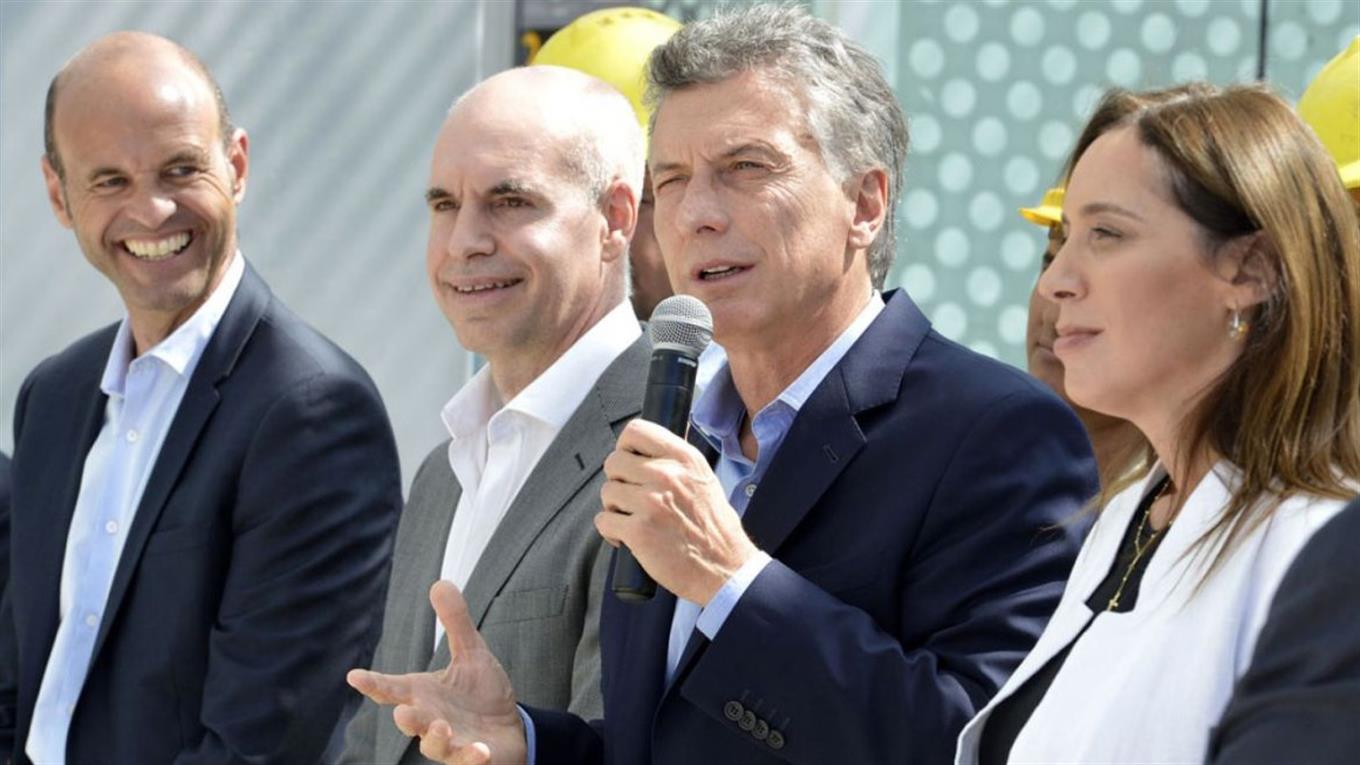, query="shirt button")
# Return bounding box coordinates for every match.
[105,520,119,535]
[84,613,98,628]
[126,429,139,443]
[744,484,757,498]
